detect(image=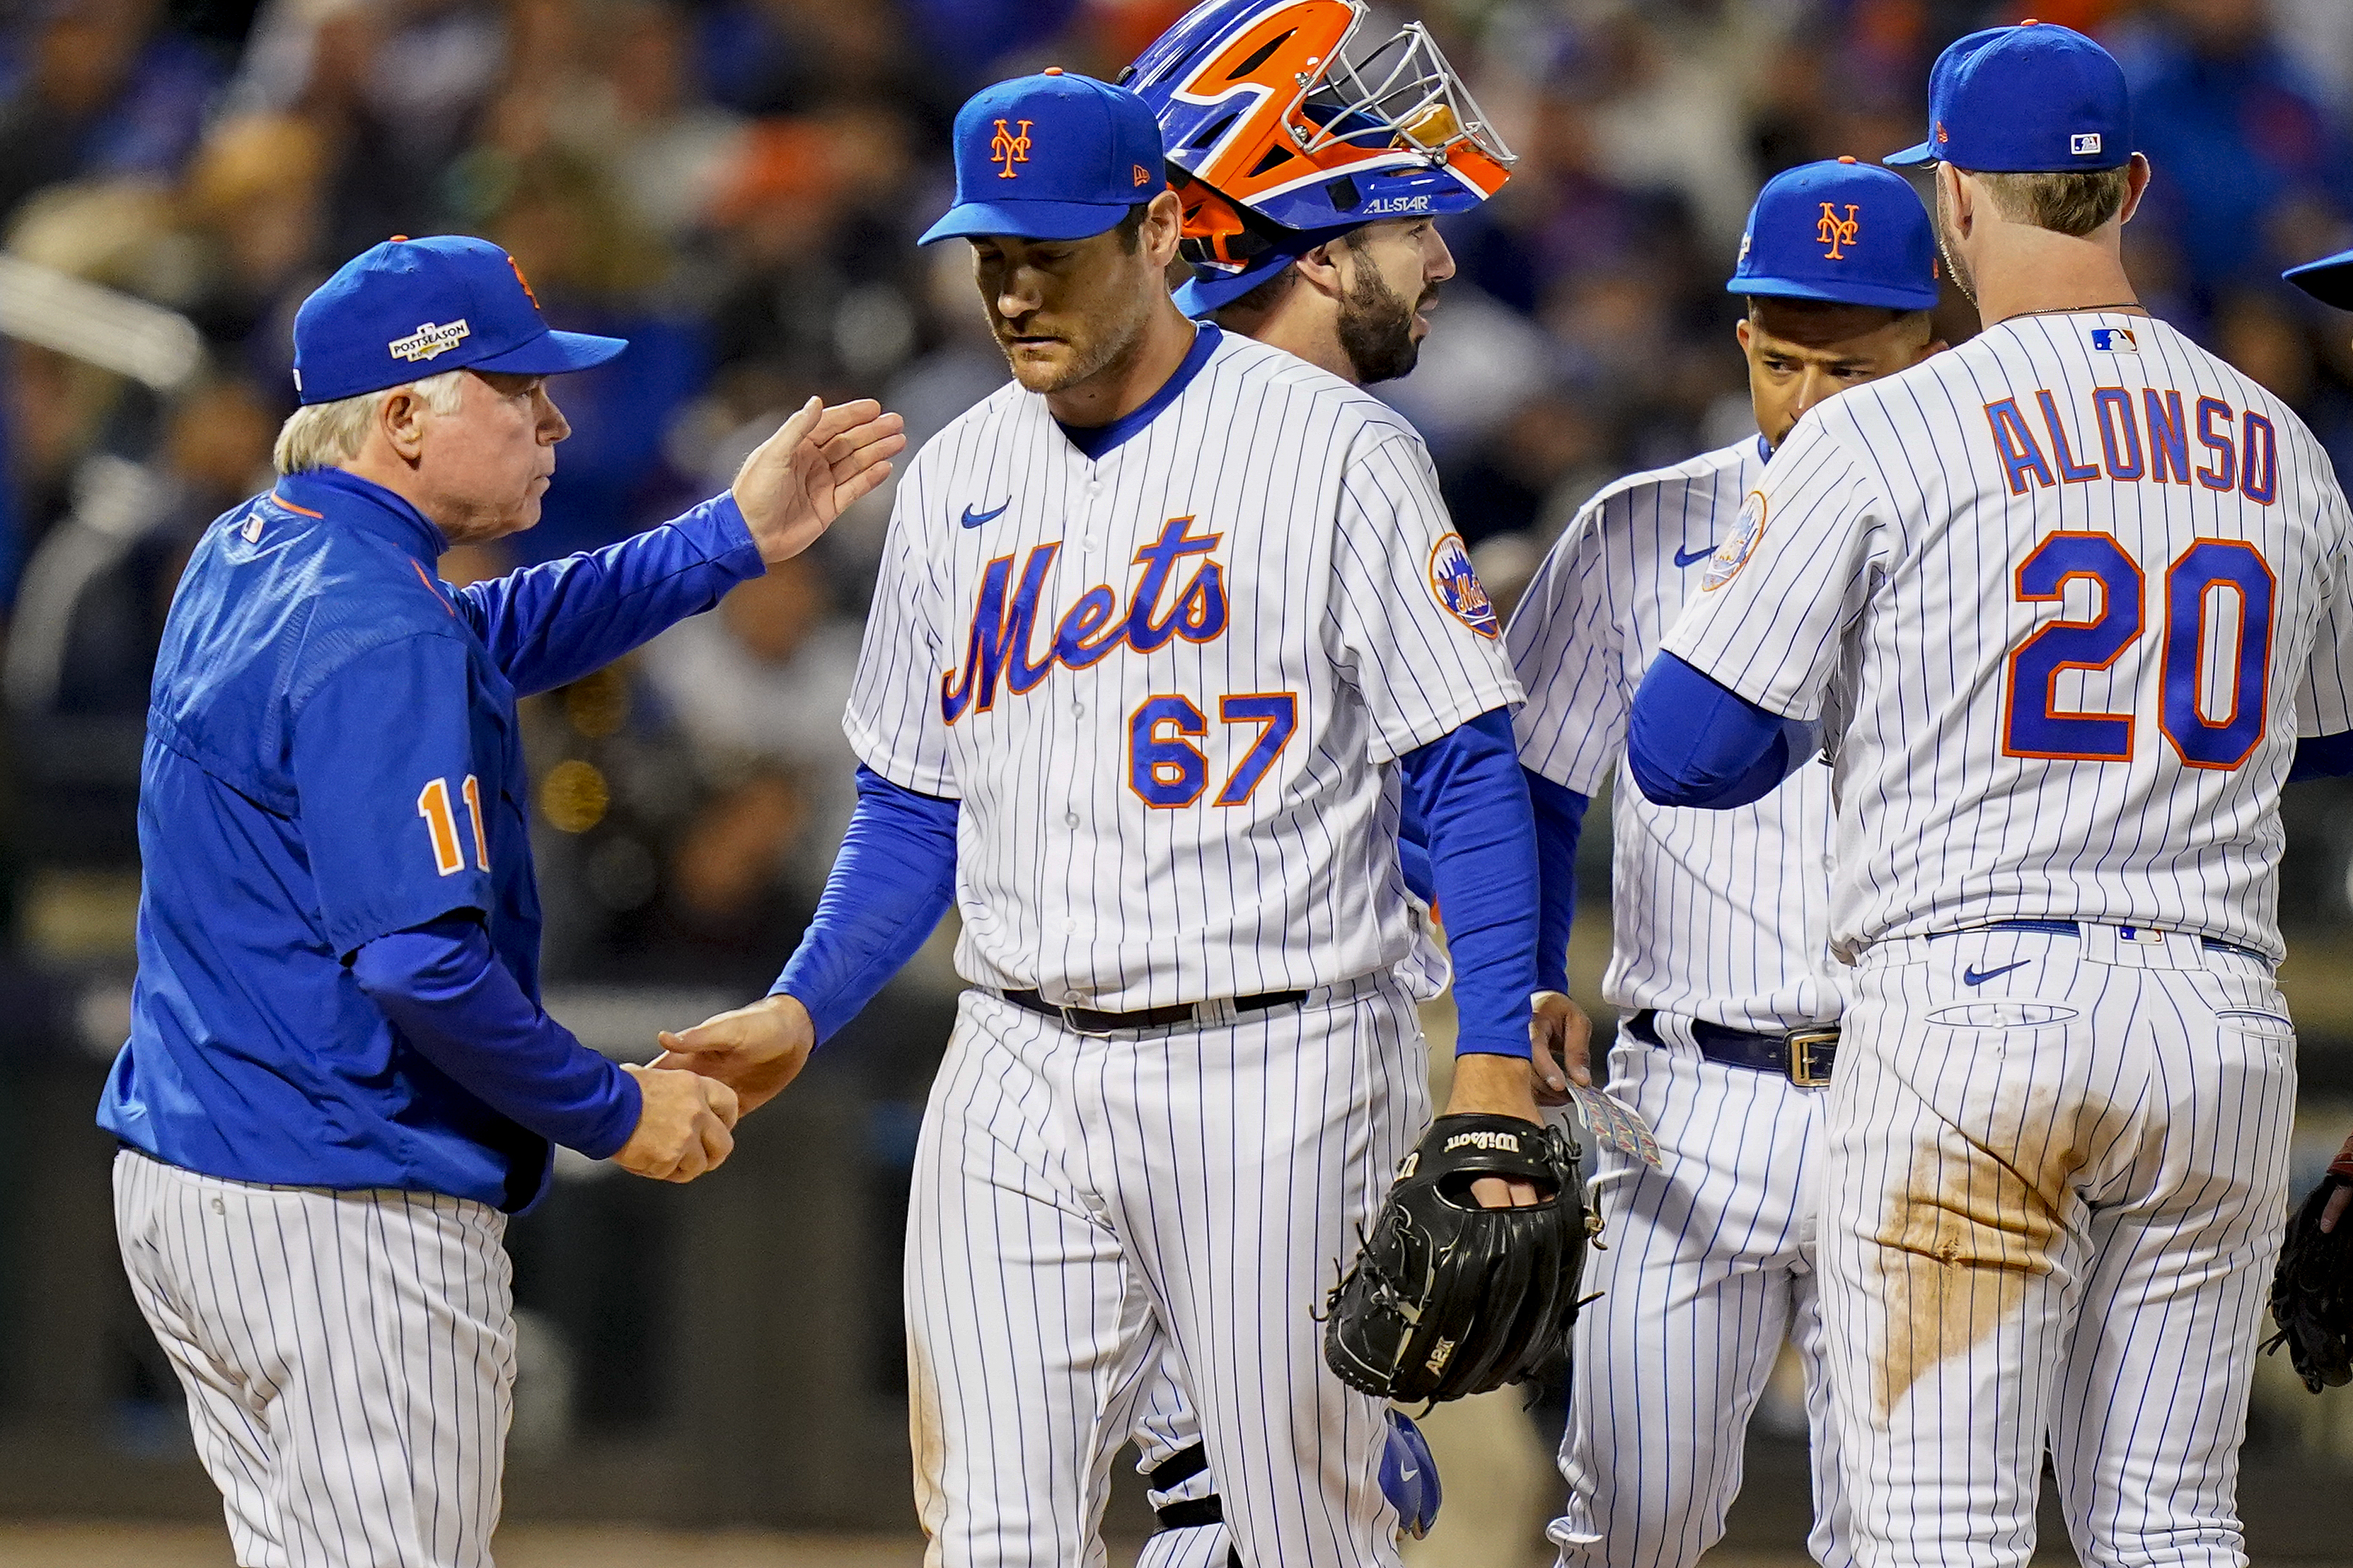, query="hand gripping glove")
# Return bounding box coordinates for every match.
[2261,1151,2353,1393]
[1324,1113,1588,1403]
